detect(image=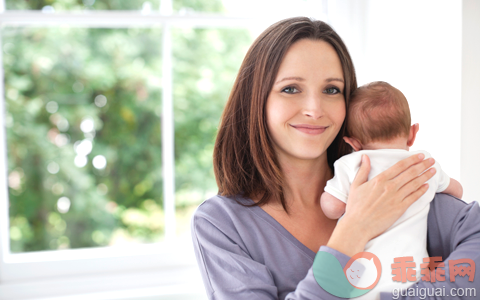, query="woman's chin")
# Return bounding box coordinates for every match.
[272,141,329,162]
[283,149,328,162]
